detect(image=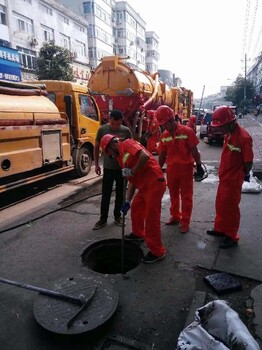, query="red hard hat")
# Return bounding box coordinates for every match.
[147,110,155,119]
[100,134,116,154]
[212,106,236,127]
[189,115,197,123]
[155,105,174,125]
